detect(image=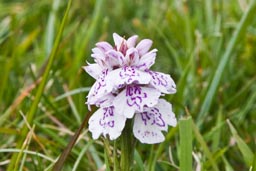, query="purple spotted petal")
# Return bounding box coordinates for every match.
[133,114,165,144]
[105,66,151,89]
[137,49,157,70]
[87,93,115,108]
[89,106,126,140]
[113,85,161,118]
[136,39,153,56]
[148,71,176,94]
[133,99,177,144]
[87,70,113,105]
